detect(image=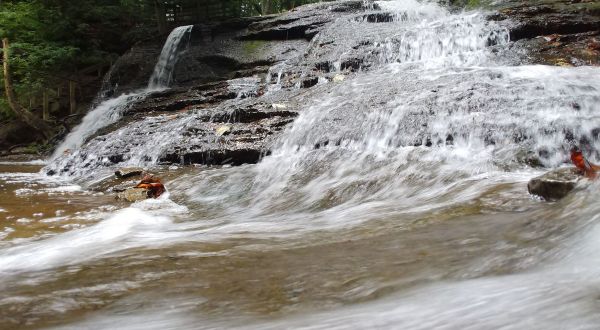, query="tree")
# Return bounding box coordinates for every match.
[0,0,156,121]
[2,38,54,138]
[0,1,78,120]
